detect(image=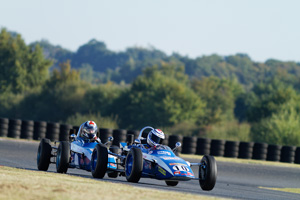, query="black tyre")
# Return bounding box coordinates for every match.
[108,145,120,178]
[56,141,70,173]
[37,138,52,171]
[91,144,108,178]
[165,180,179,186]
[199,155,217,191]
[125,147,143,183]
